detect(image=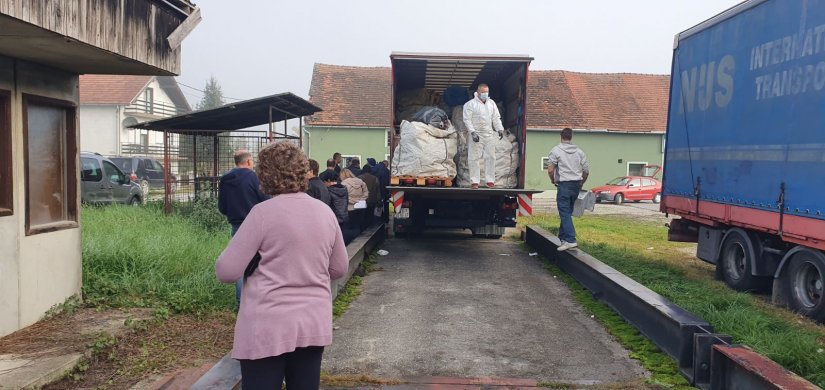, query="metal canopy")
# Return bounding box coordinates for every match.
[128,92,322,134]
